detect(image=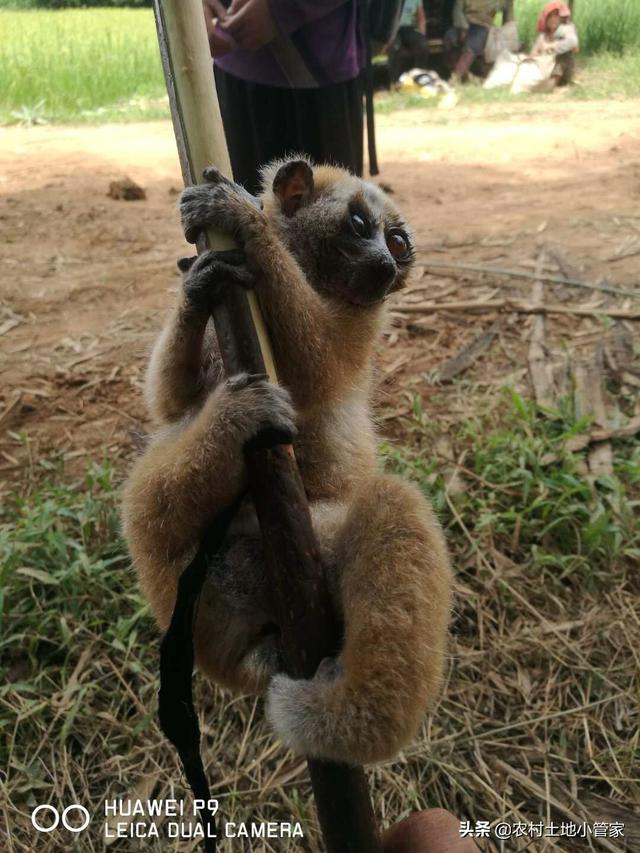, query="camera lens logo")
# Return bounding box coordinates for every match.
[31,805,91,834]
